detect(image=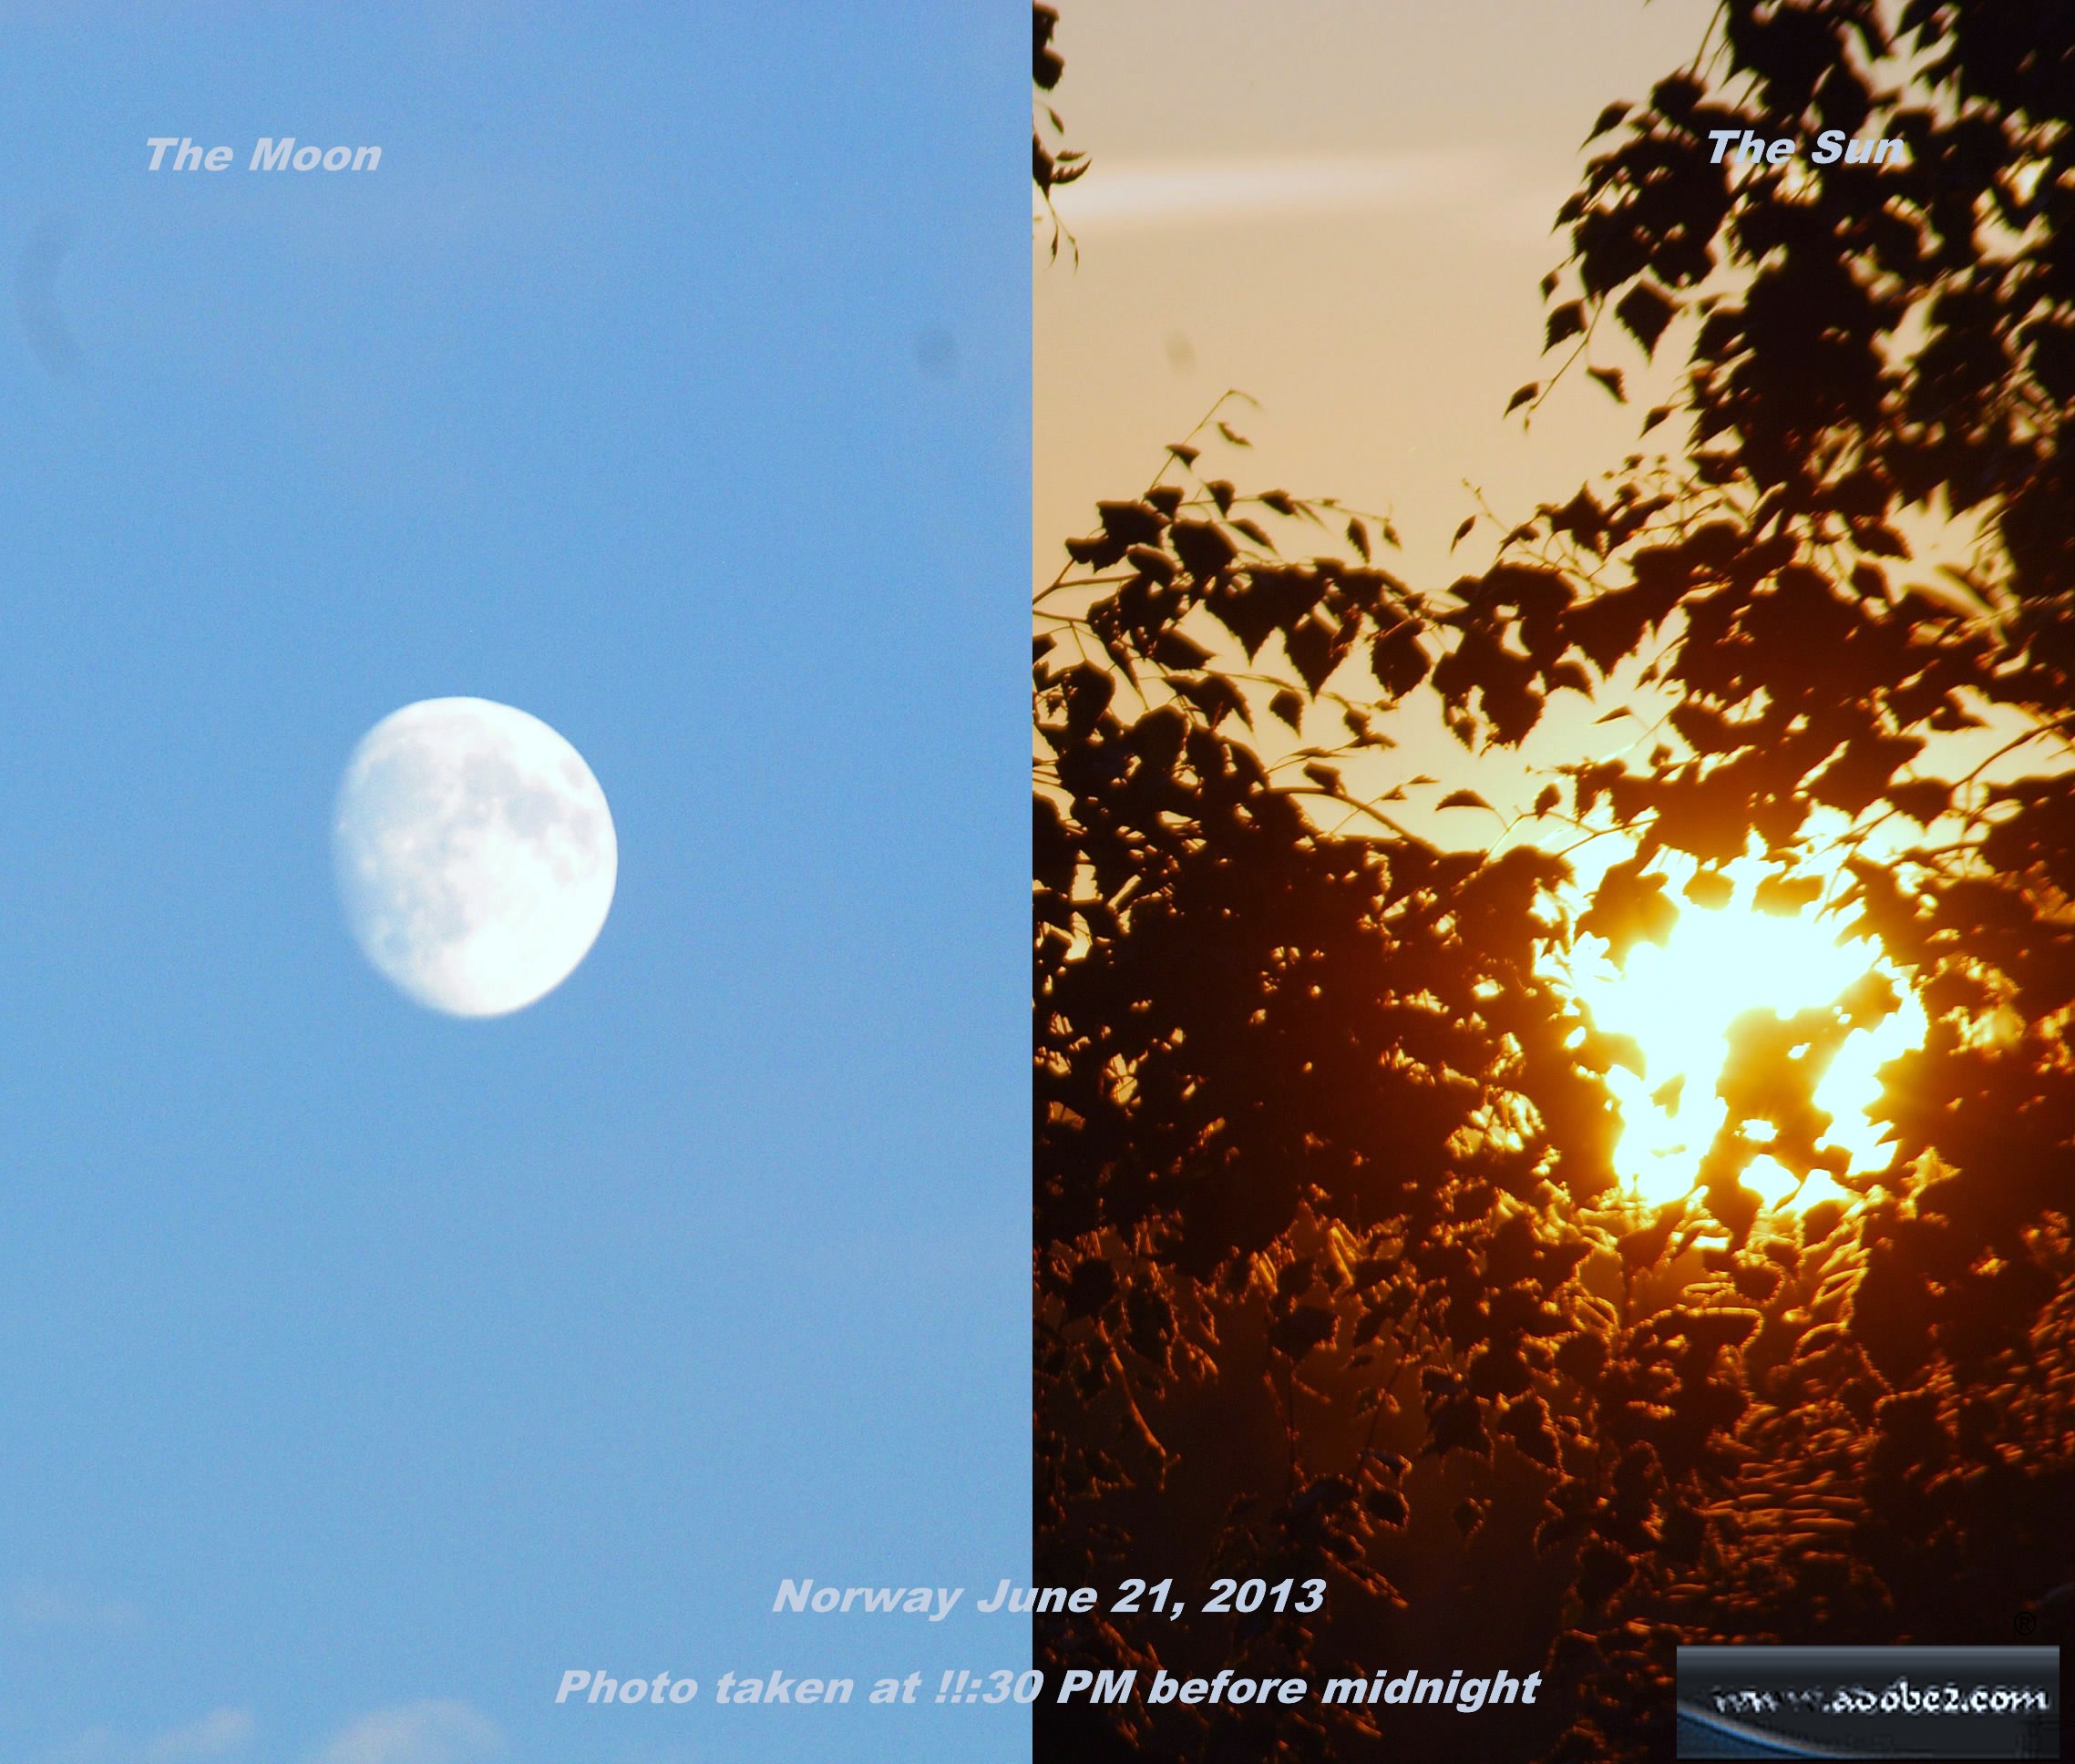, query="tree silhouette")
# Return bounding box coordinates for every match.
[1036,5,2075,1760]
[1032,4,1089,260]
